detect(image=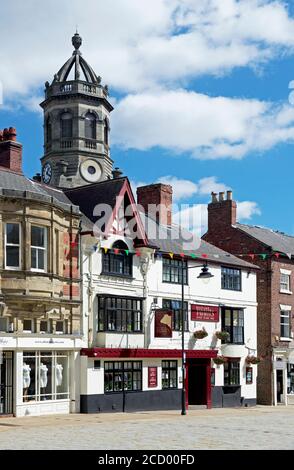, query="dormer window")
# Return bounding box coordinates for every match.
[85,112,96,140]
[61,112,73,139]
[102,241,132,277]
